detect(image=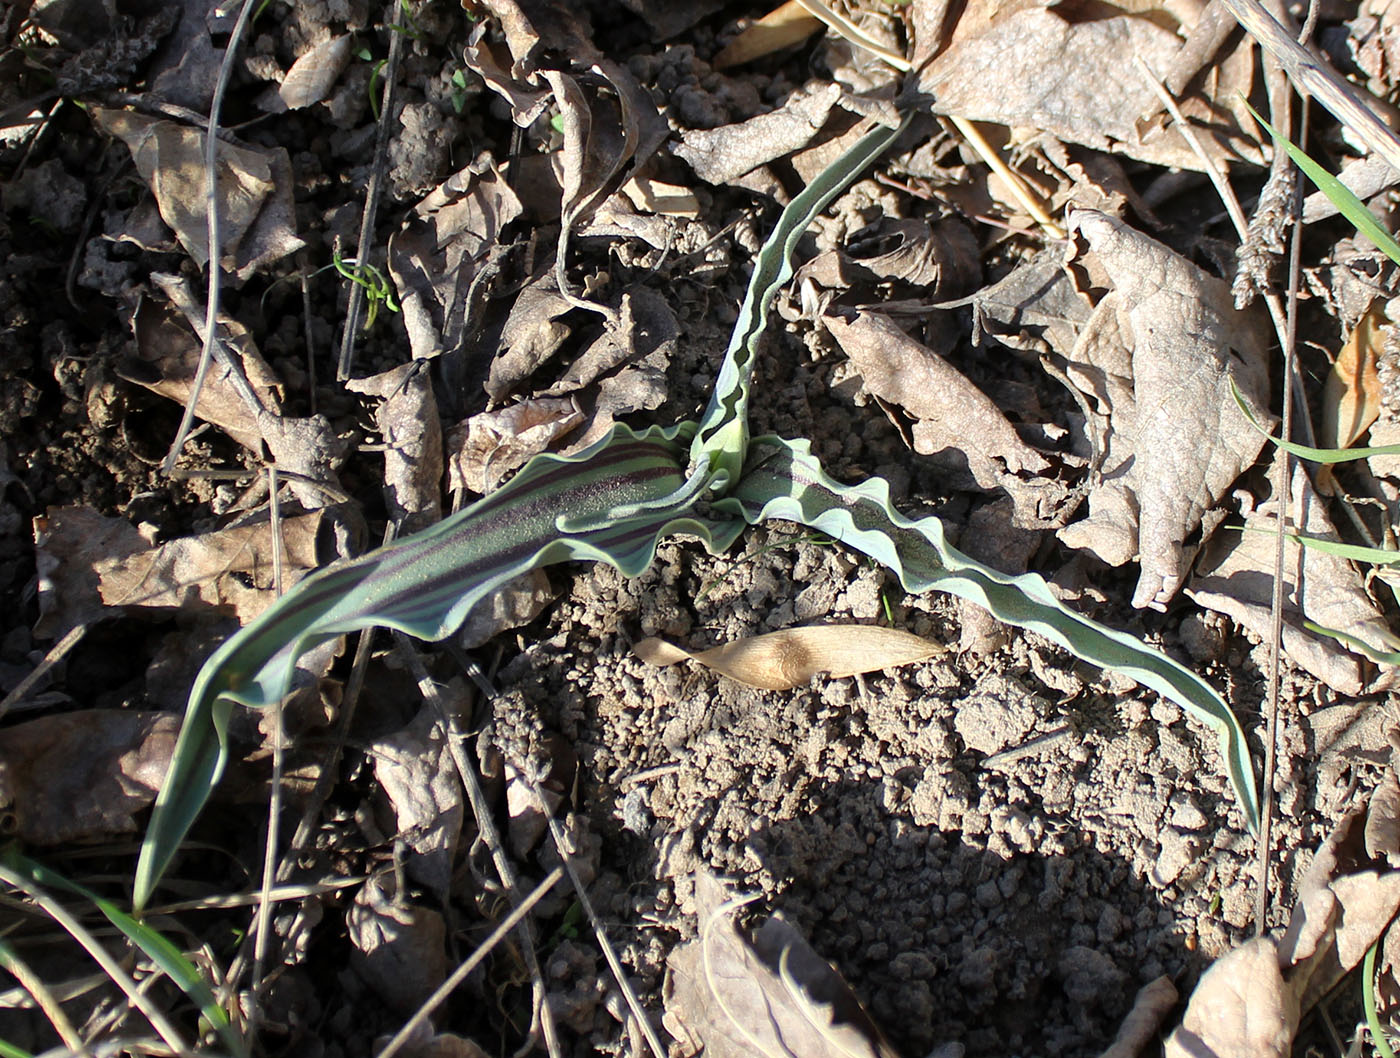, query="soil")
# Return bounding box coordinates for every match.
[0,2,1386,1057]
